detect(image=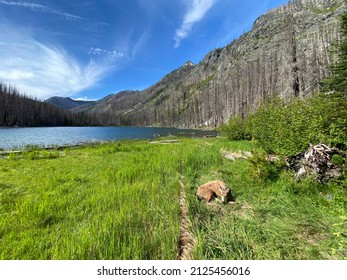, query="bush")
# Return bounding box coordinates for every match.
[219,116,252,141]
[247,94,347,155]
[248,151,285,181]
